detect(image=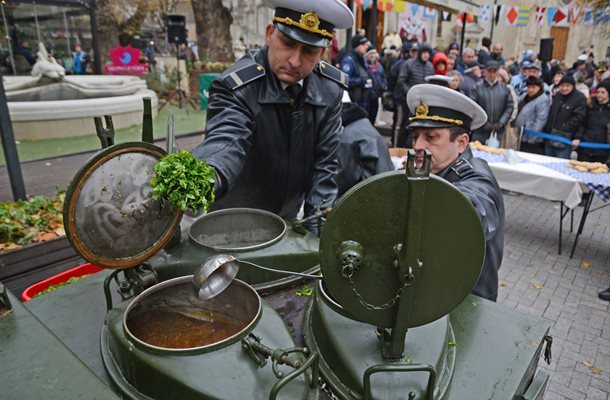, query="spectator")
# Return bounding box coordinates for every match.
[515,76,550,154]
[233,36,247,60]
[461,60,481,98]
[432,52,448,75]
[543,75,587,159]
[447,70,463,92]
[478,37,492,66]
[470,60,515,145]
[341,35,373,112]
[447,42,459,57]
[145,41,155,63]
[498,68,519,138]
[72,44,87,75]
[446,53,456,72]
[574,71,590,99]
[336,93,394,196]
[573,79,610,163]
[490,43,505,66]
[456,47,476,74]
[381,29,402,52]
[395,42,434,147]
[364,46,387,125]
[13,40,36,66]
[549,71,564,97]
